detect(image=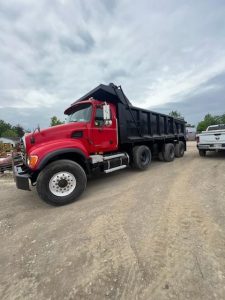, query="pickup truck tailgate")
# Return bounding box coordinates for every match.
[200,131,225,144]
[197,130,225,151]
